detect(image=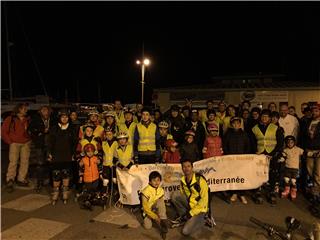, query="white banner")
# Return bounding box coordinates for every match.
[116,154,269,205]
